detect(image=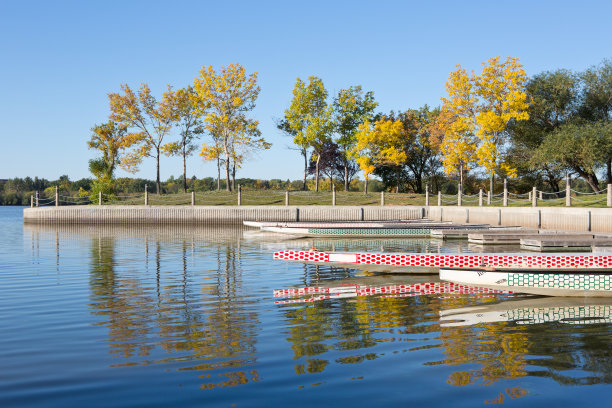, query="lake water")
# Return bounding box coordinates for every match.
[2,206,612,407]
